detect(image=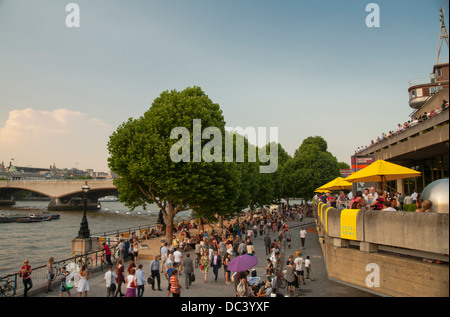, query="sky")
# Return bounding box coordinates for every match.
[0,0,448,173]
